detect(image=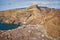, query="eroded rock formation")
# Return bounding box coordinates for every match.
[0,5,60,40]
